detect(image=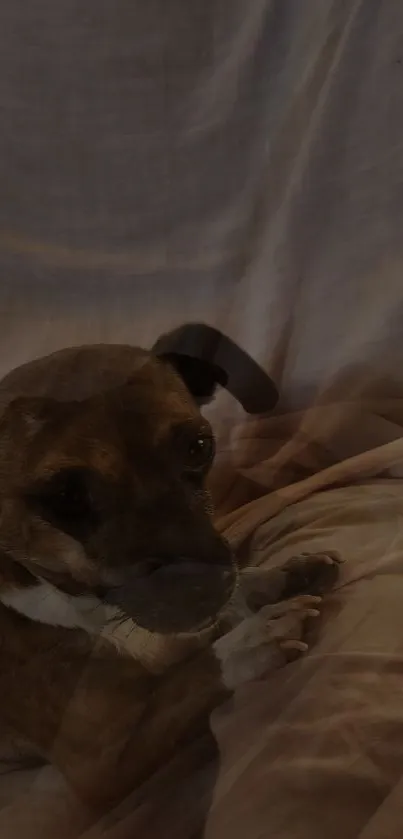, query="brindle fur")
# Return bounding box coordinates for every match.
[0,332,340,813]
